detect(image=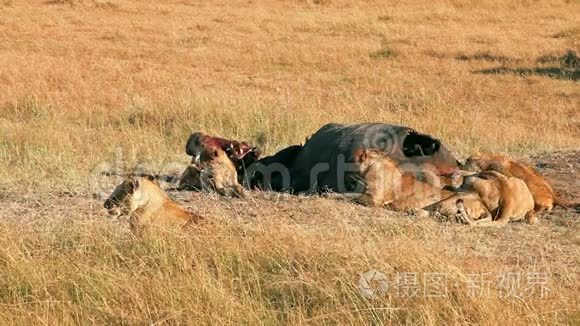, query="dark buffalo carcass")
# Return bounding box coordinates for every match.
[248,123,460,193]
[245,144,303,191]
